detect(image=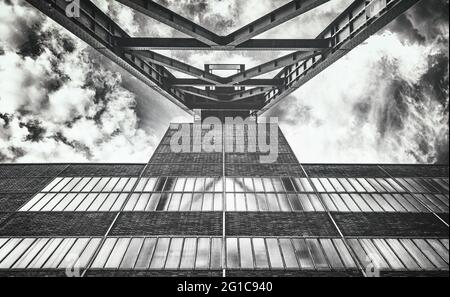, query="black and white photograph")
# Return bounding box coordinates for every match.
[0,0,448,286]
